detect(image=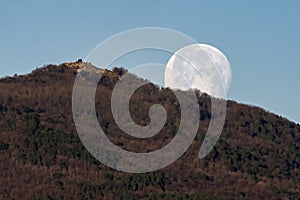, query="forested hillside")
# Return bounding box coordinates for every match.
[0,63,299,199]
